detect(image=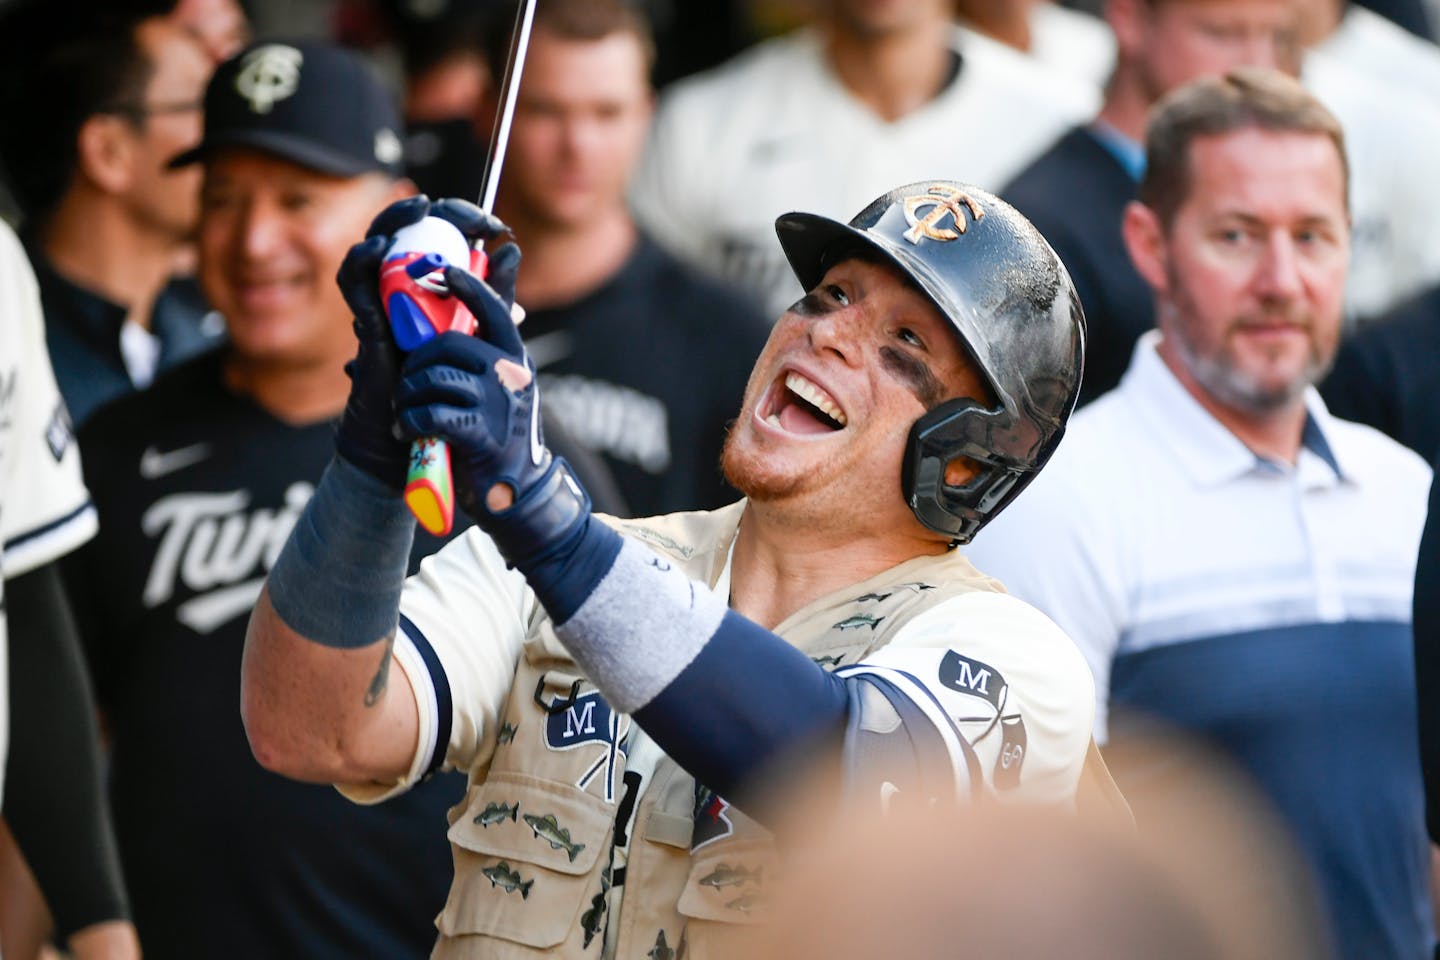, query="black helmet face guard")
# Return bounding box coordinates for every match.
[775,181,1086,543]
